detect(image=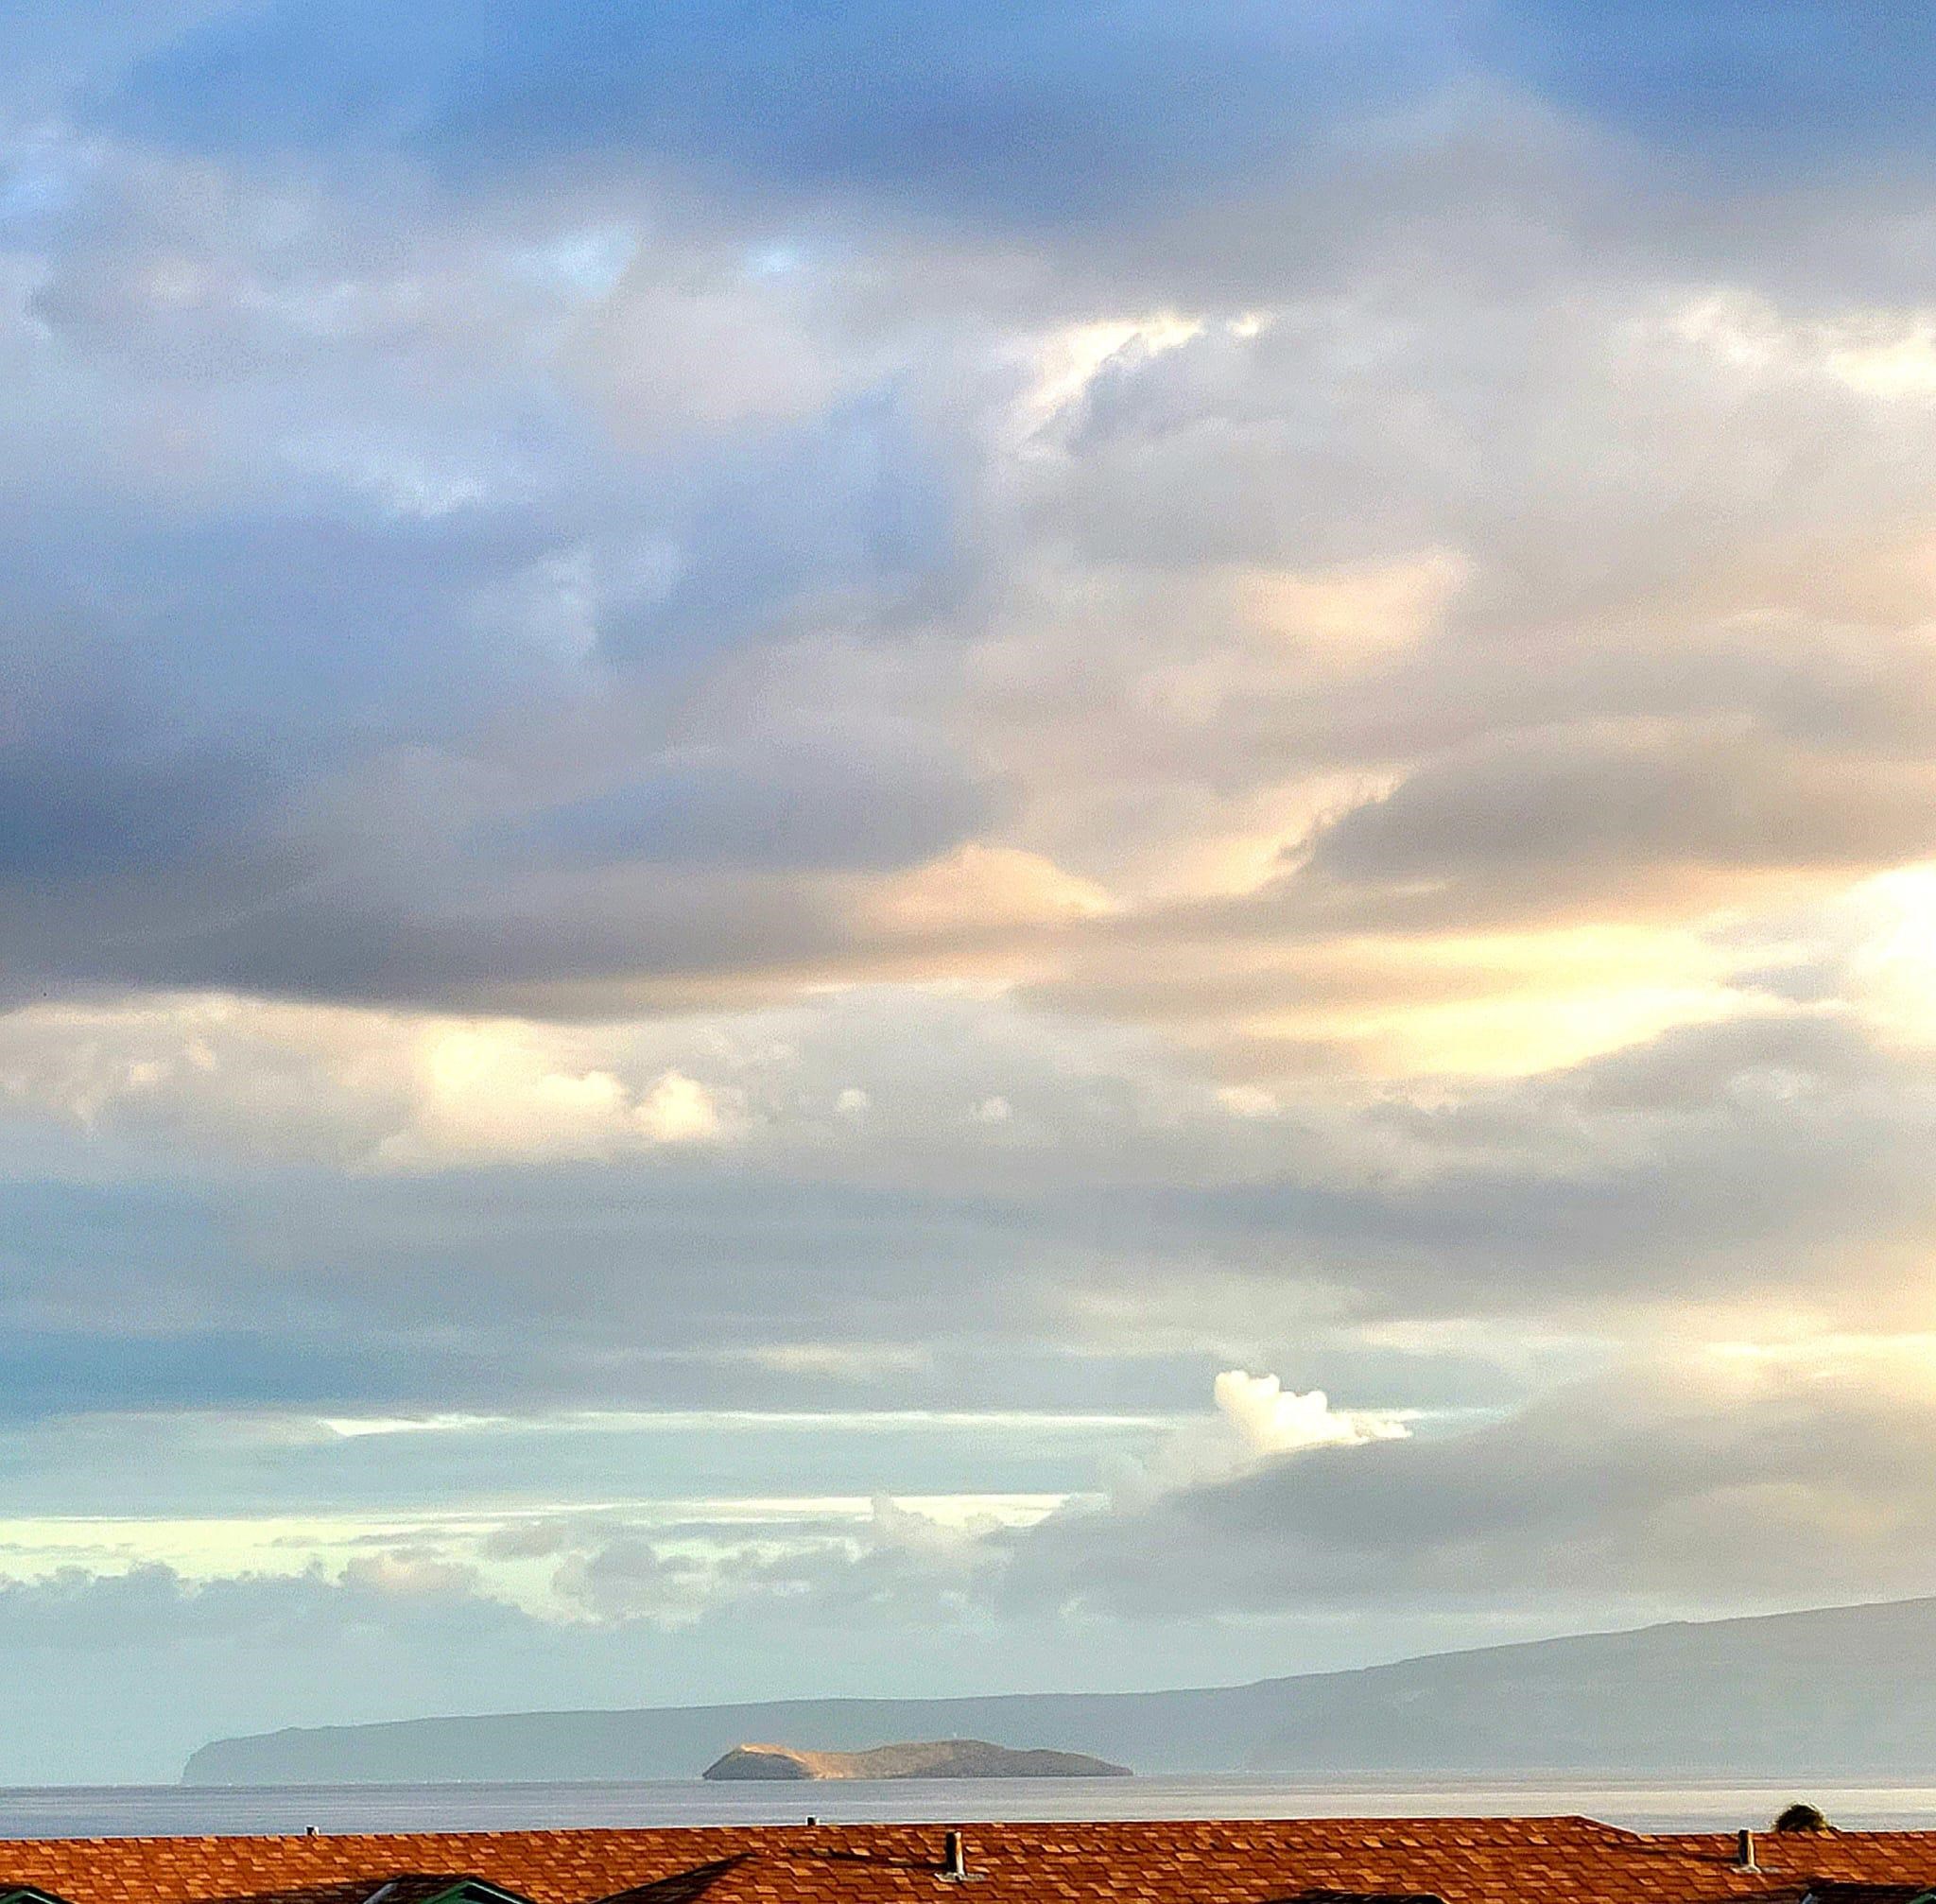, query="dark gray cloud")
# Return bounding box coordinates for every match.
[493,731,997,874]
[1288,725,1936,932]
[103,2,1454,224]
[0,727,282,888]
[1478,2,1936,175]
[91,3,1936,239]
[8,3,1936,1015]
